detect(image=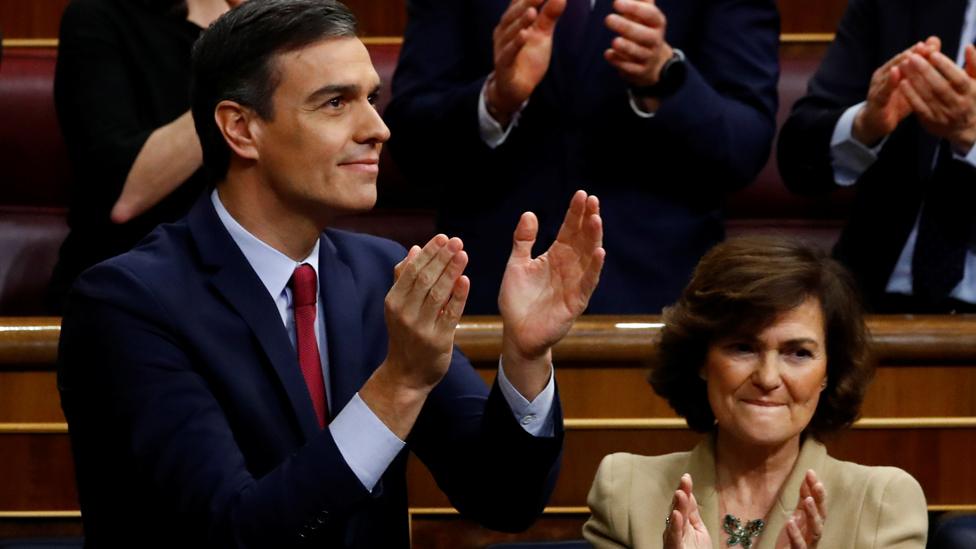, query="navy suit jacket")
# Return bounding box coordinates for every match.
[385,0,779,314]
[57,195,563,548]
[777,0,976,309]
